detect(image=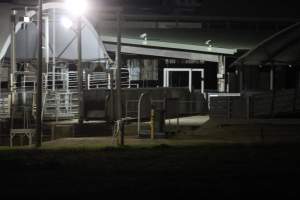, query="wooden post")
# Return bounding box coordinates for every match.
[239,66,244,92]
[270,66,276,117]
[246,95,251,120]
[150,107,155,139]
[270,66,275,91]
[120,120,125,146]
[292,71,299,113]
[227,96,231,119]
